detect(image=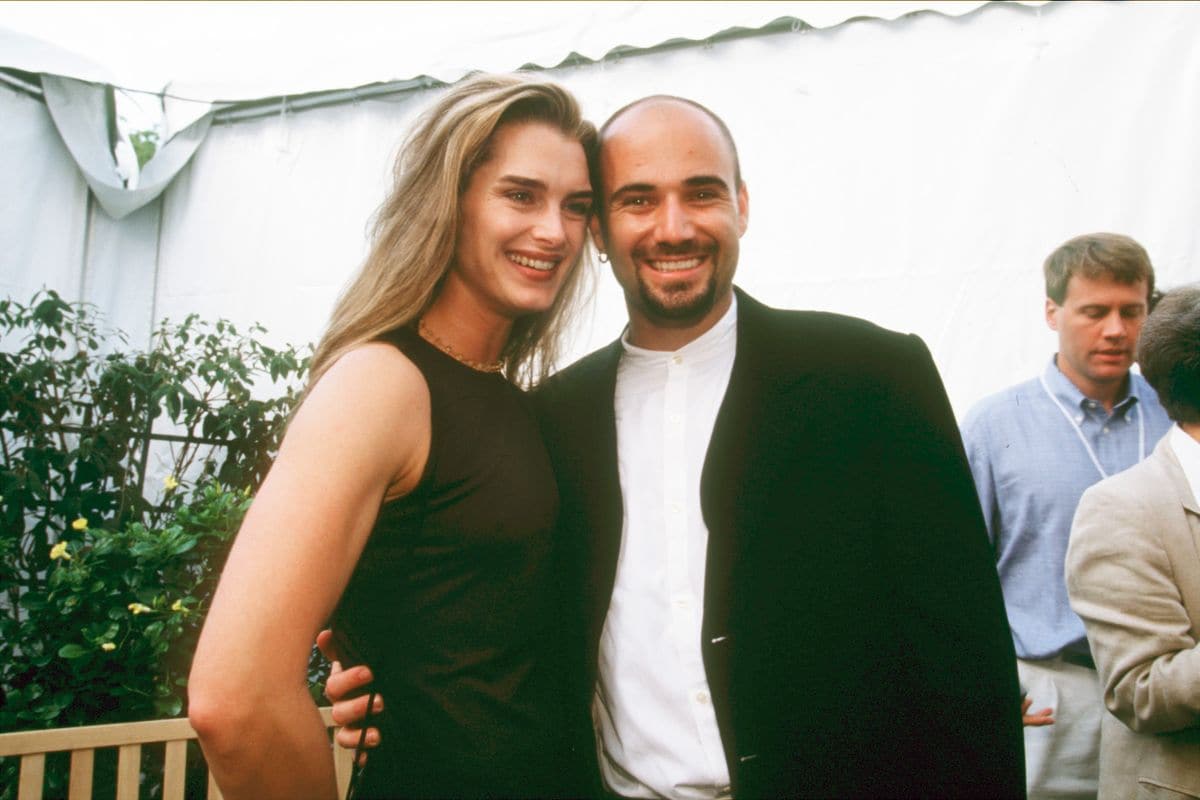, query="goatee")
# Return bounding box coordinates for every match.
[638,274,718,323]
